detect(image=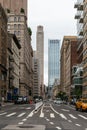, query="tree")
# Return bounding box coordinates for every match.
[28,27,32,36]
